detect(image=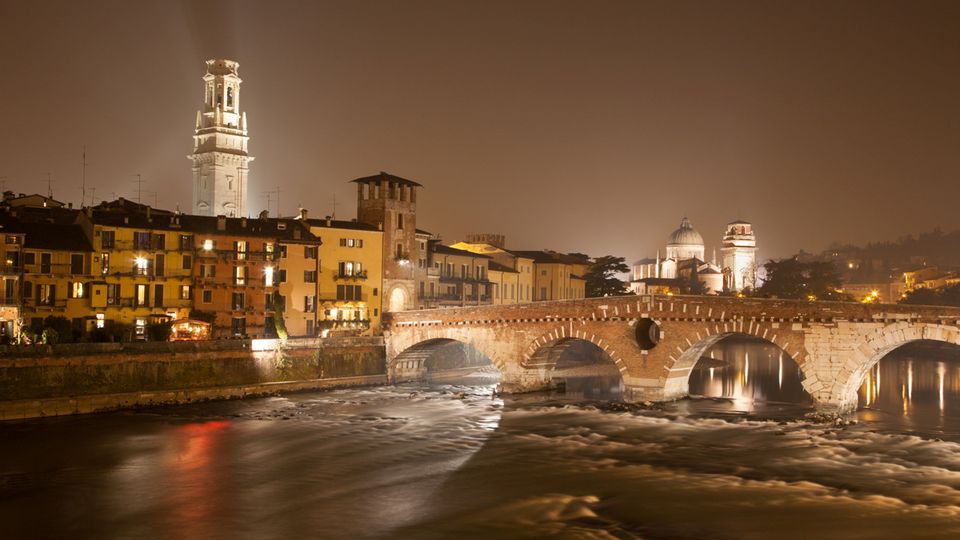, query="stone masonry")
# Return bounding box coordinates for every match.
[384,294,960,411]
